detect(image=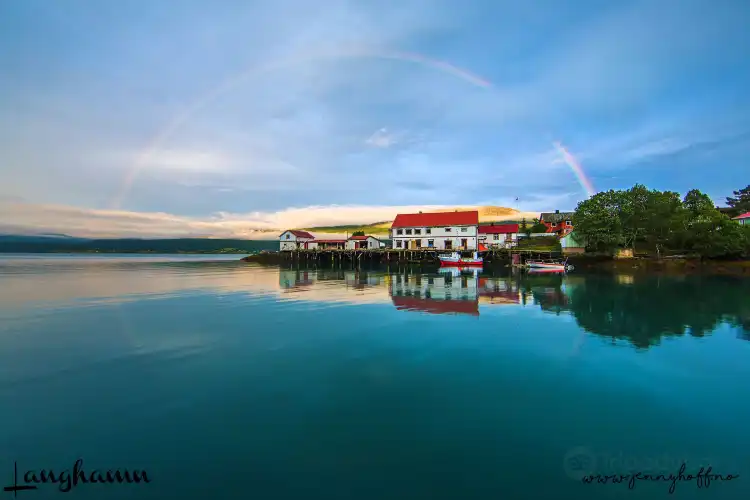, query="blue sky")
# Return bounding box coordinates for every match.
[1,0,748,237]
